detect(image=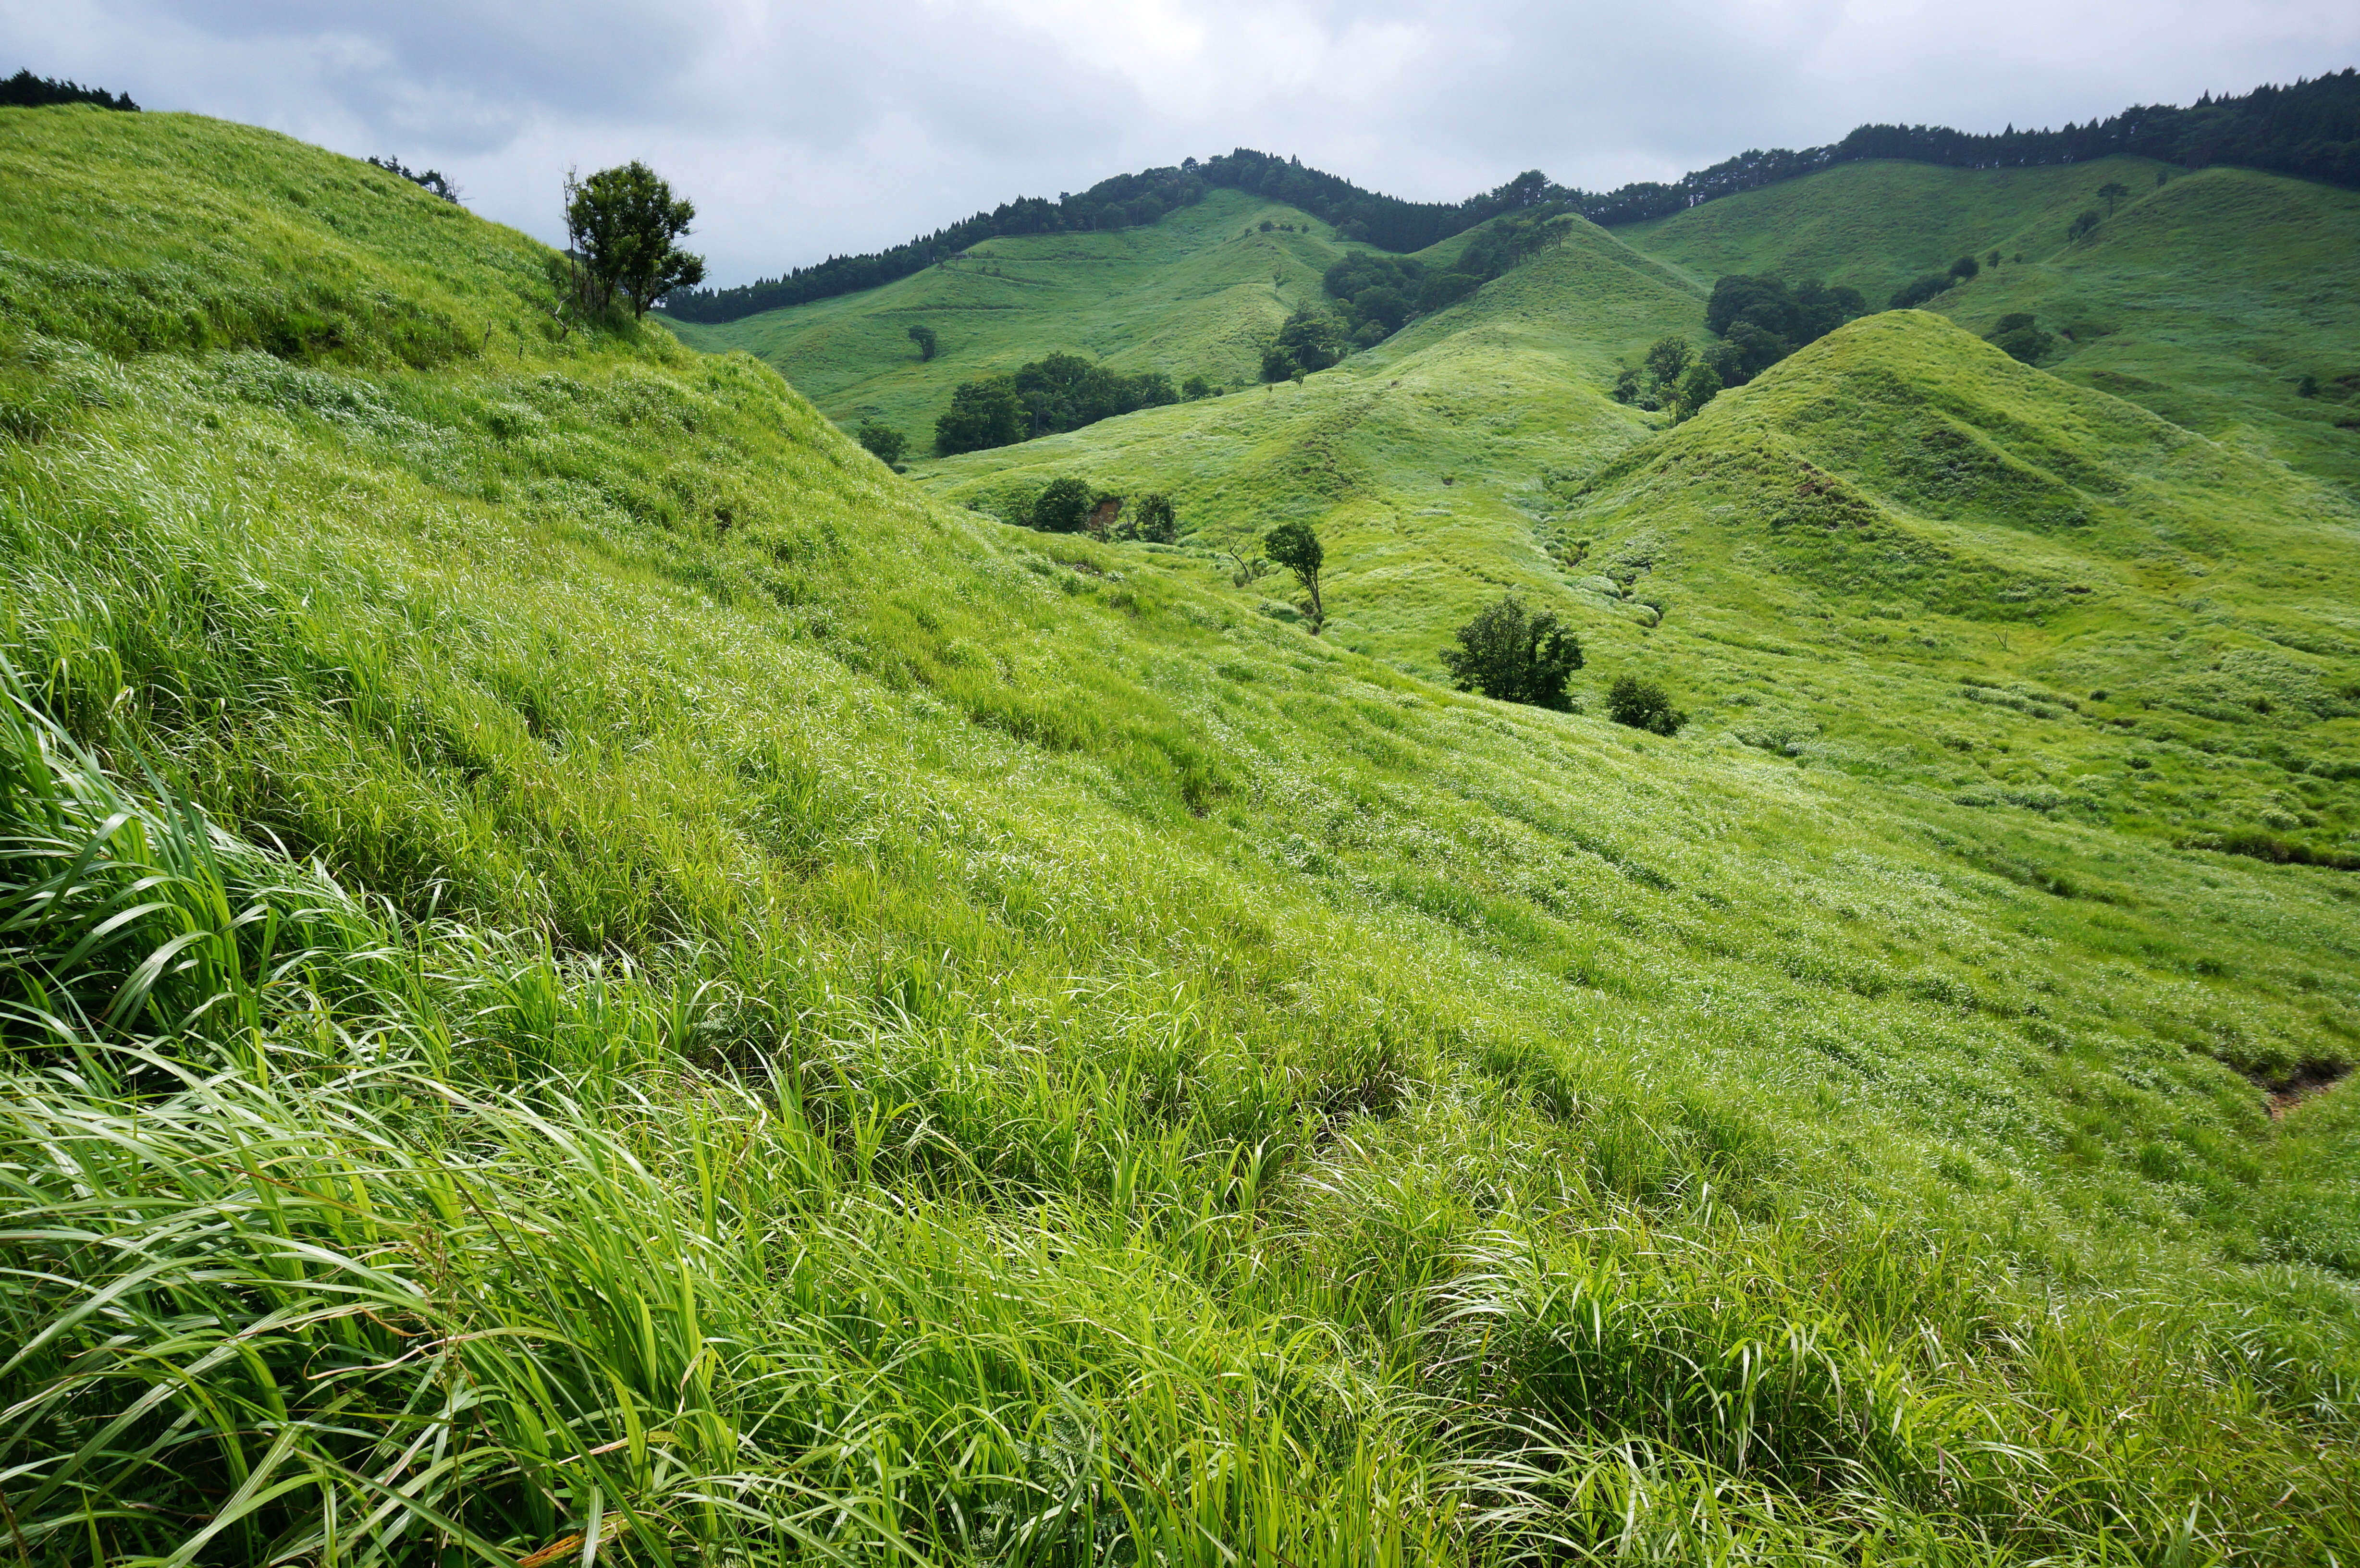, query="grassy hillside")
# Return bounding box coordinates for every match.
[1623,158,2360,495]
[667,189,1361,438]
[4,103,2360,1568]
[921,217,1706,675]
